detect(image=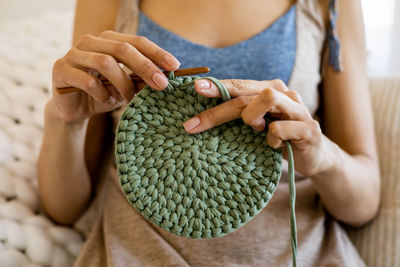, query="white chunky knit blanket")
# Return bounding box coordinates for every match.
[0,12,84,267]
